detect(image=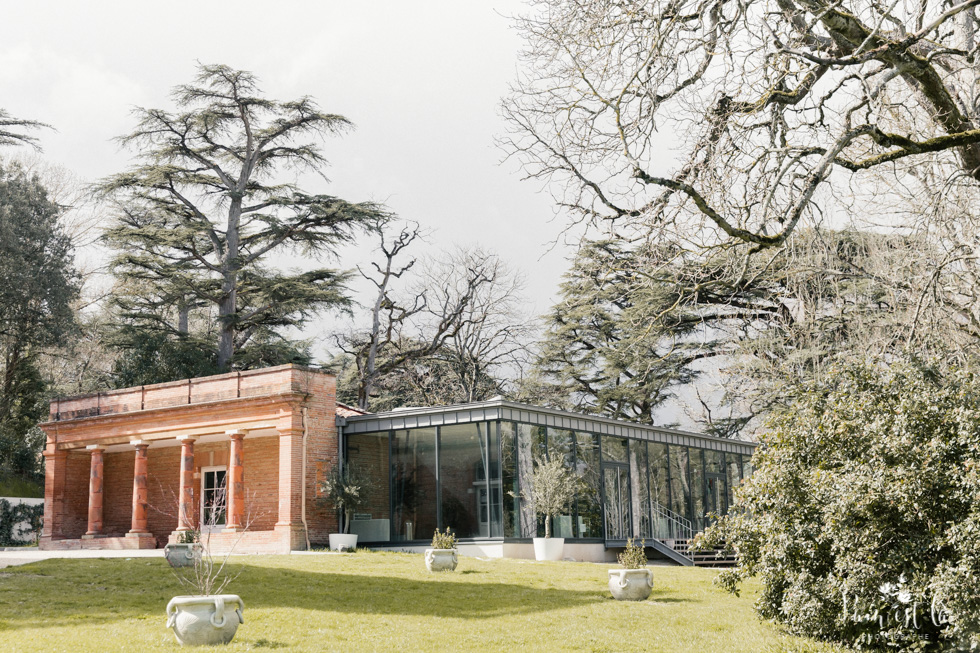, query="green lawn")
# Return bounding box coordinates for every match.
[0,551,850,652]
